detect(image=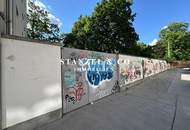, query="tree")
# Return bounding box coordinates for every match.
[64,16,92,49]
[135,42,153,58]
[64,0,139,54]
[151,41,165,59]
[159,22,190,61]
[27,0,62,43]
